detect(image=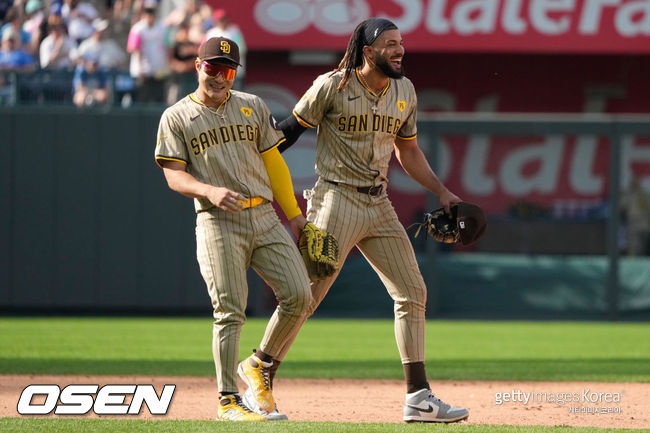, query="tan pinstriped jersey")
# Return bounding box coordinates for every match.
[155,91,285,212]
[293,69,417,187]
